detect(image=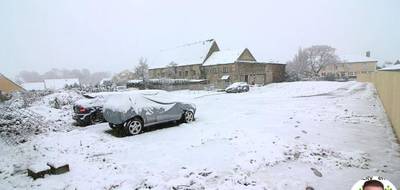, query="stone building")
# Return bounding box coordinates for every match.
[319,53,377,79]
[149,39,285,89]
